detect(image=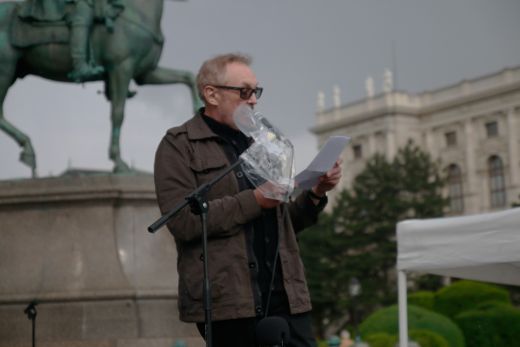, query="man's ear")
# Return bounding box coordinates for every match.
[203,85,219,106]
